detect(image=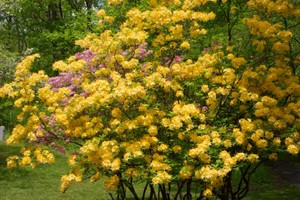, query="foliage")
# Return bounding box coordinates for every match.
[0,44,19,85]
[1,0,300,200]
[0,0,104,73]
[0,44,20,130]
